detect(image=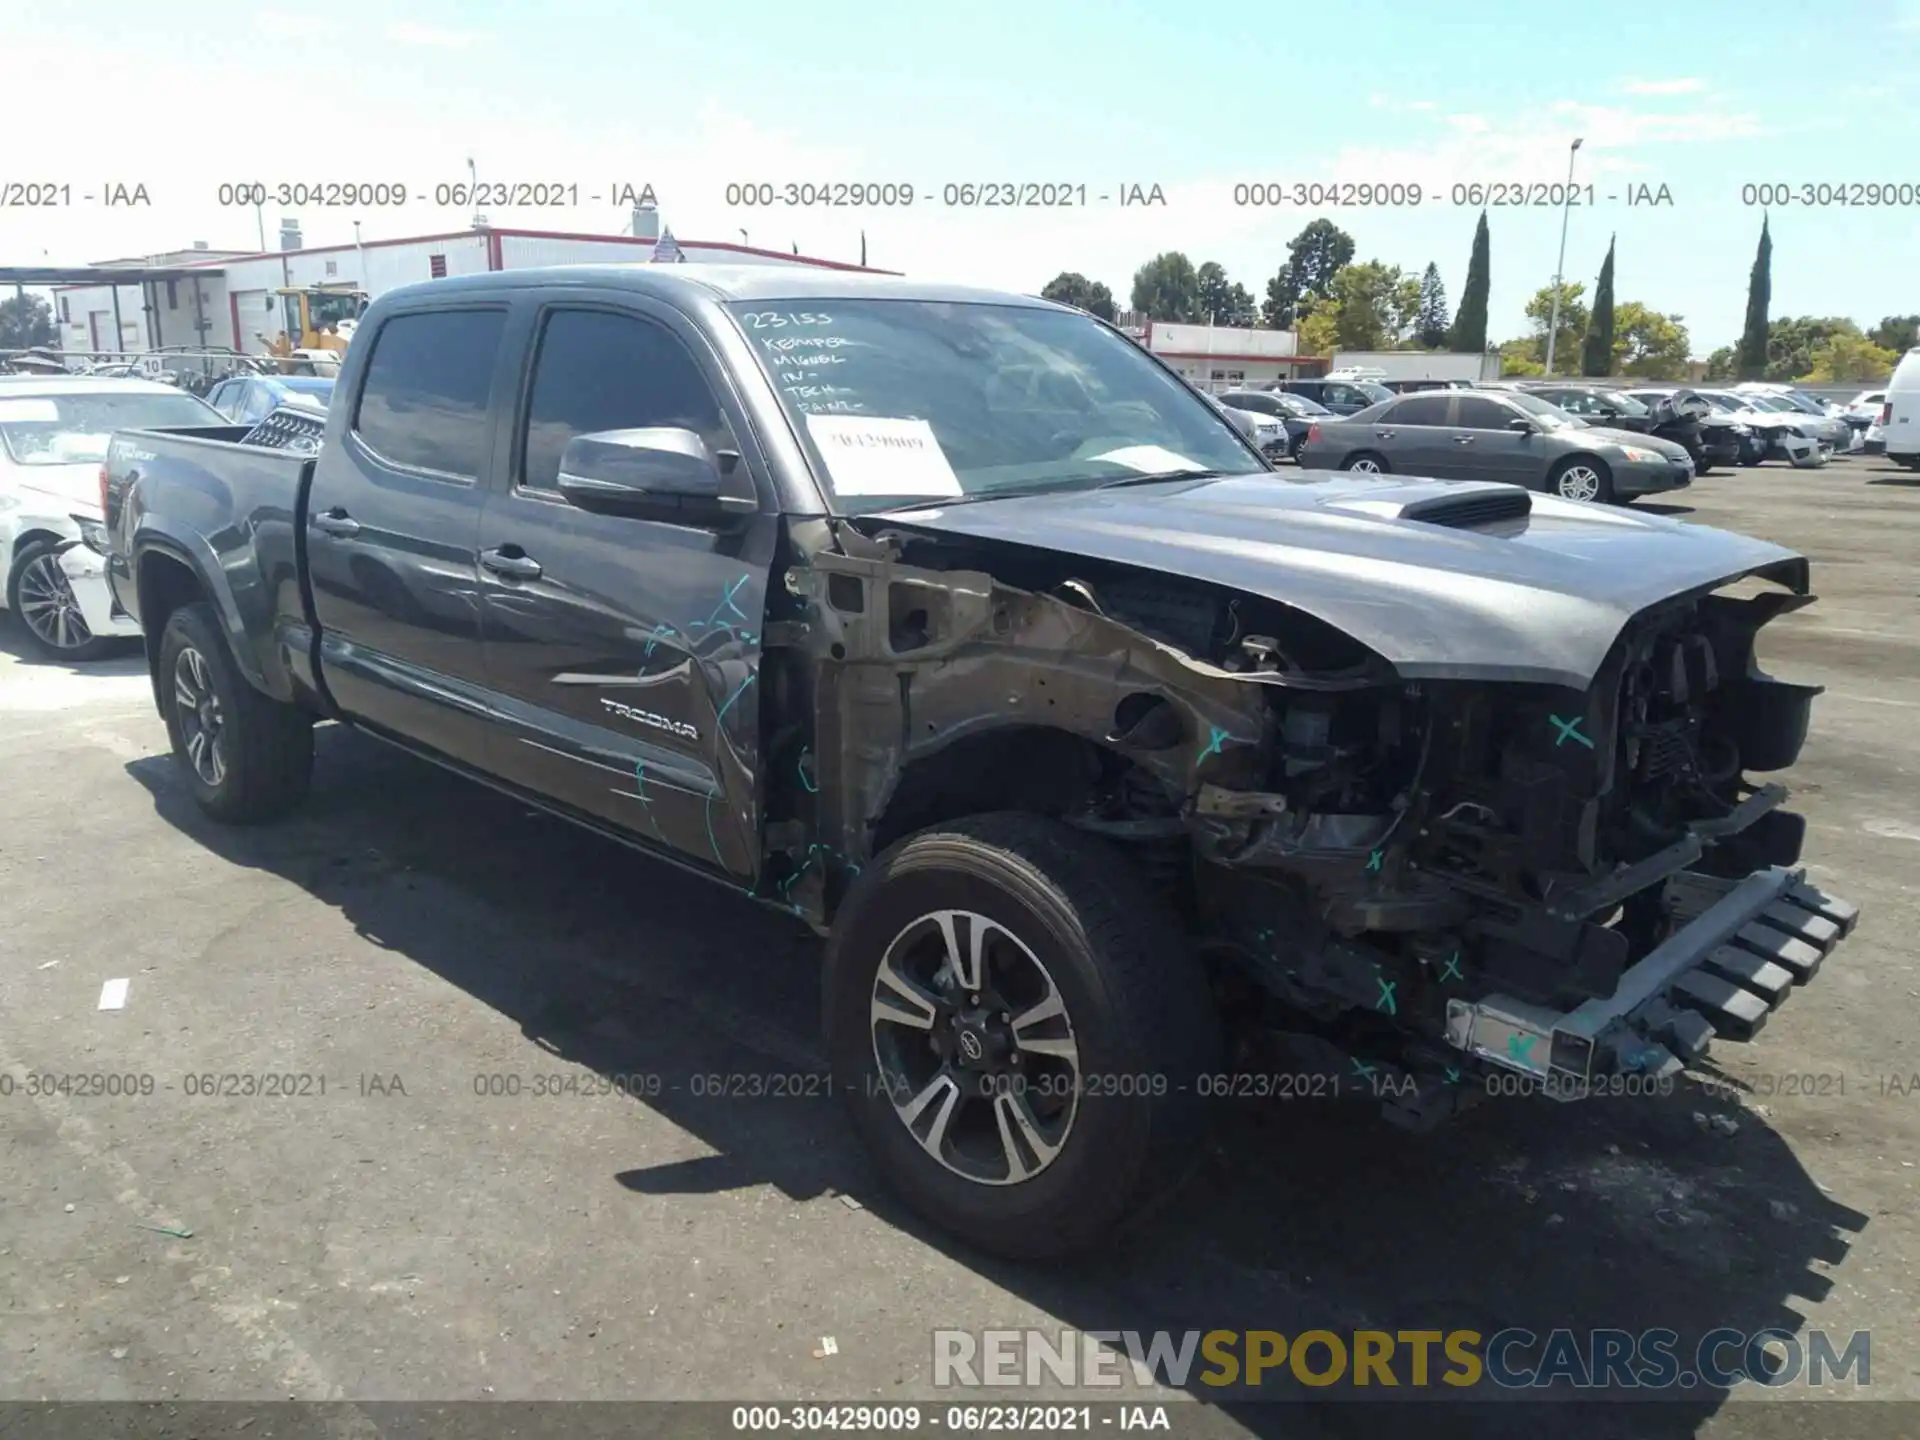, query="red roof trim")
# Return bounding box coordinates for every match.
[1154,350,1316,364]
